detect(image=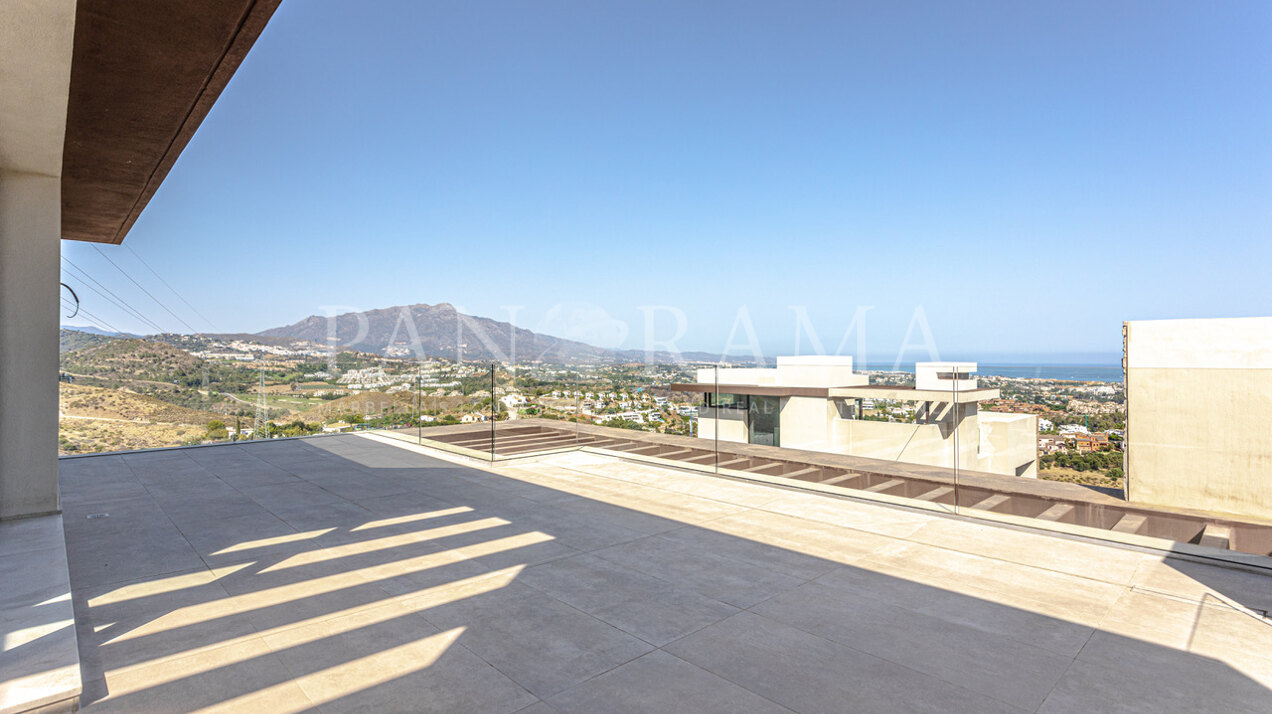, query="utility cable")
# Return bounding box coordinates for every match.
[61,258,166,333]
[62,264,160,332]
[92,245,199,333]
[123,244,220,332]
[60,298,122,335]
[77,305,122,335]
